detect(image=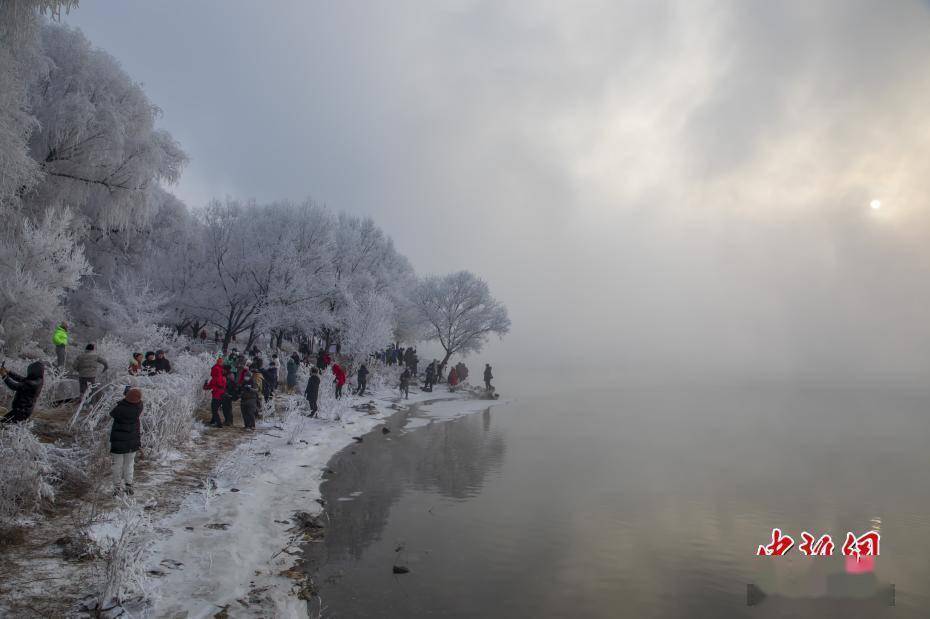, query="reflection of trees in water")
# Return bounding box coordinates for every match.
[409,410,505,499]
[303,407,505,568]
